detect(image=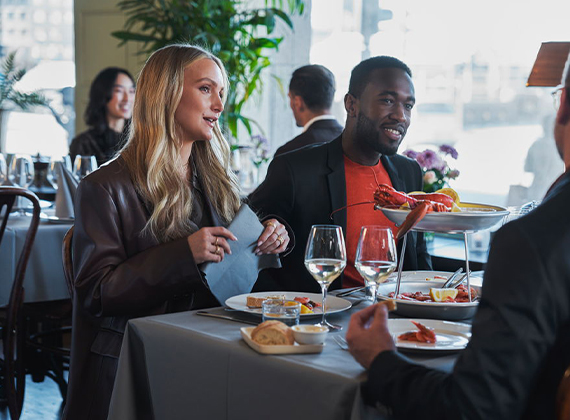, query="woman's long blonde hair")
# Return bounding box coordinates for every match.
[121,44,240,242]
